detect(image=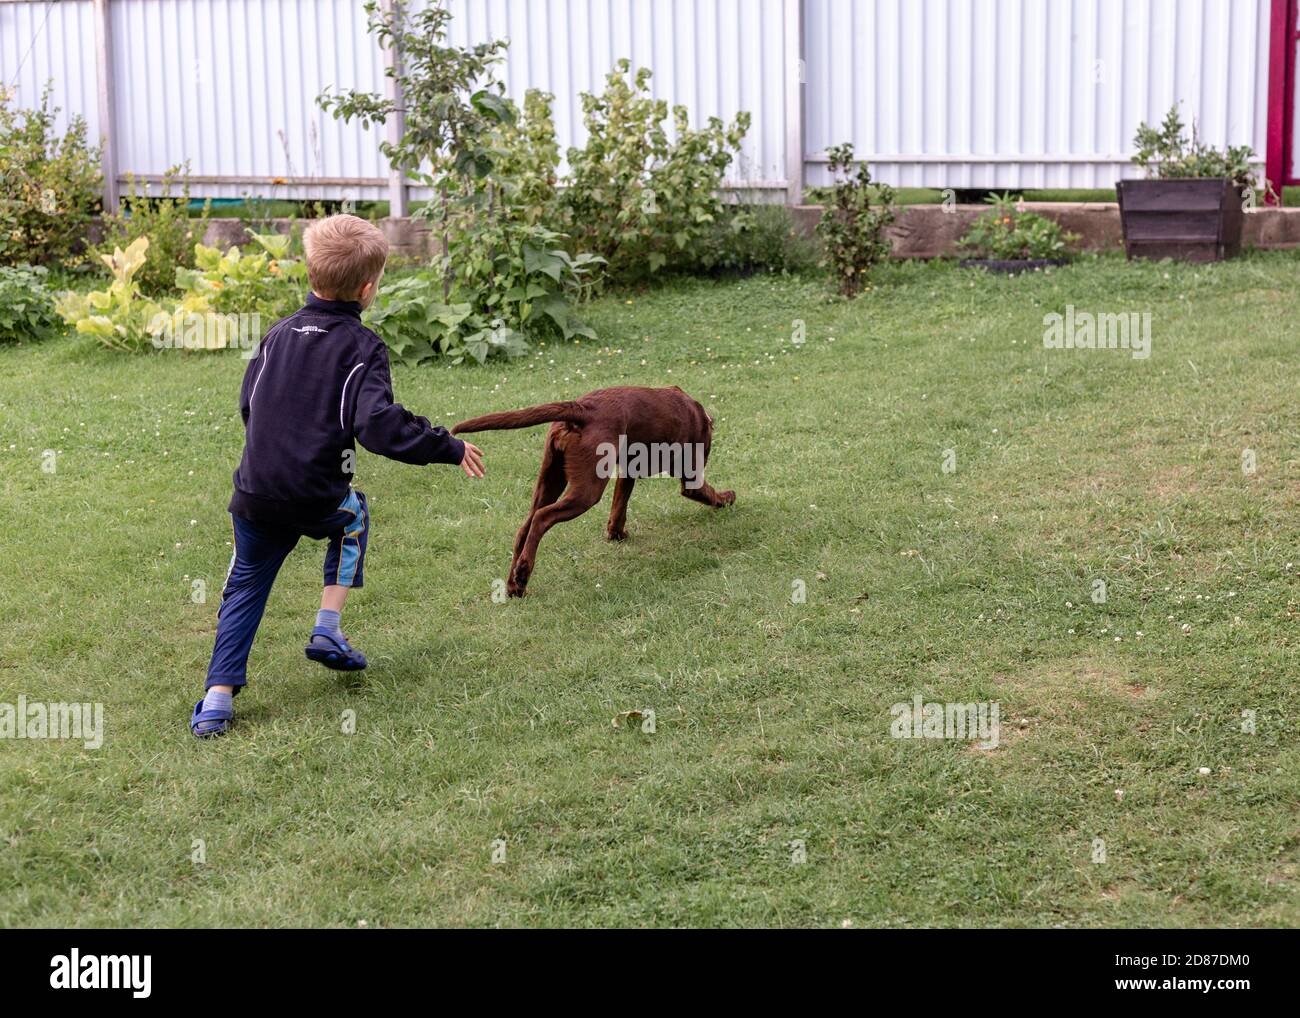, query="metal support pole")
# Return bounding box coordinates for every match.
[93,0,119,212]
[381,0,408,218]
[784,0,805,206]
